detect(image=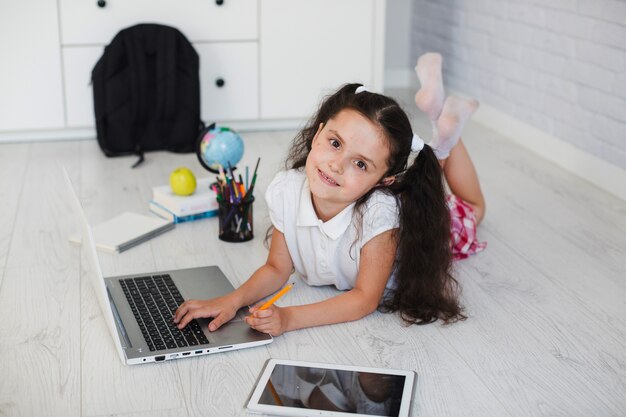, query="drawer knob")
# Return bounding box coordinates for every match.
[97,0,106,8]
[215,78,225,88]
[215,0,224,5]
